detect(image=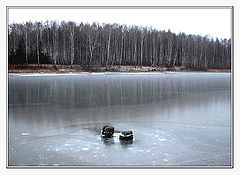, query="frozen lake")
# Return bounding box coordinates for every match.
[8,72,231,166]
